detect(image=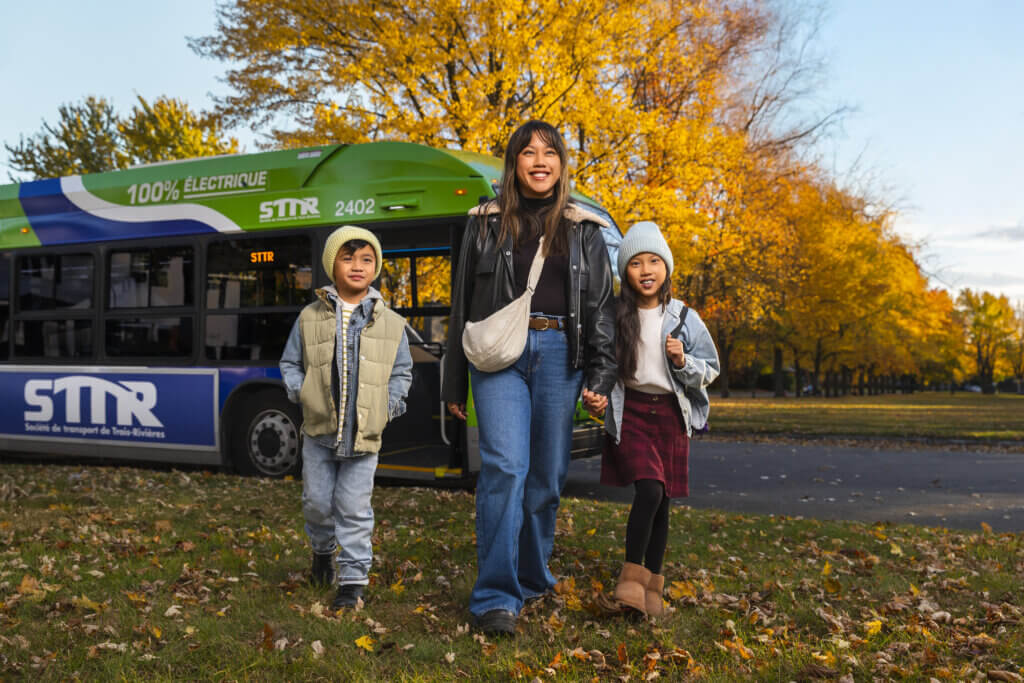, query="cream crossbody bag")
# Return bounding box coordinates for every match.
[462,237,546,373]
